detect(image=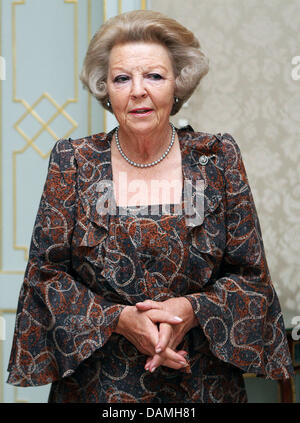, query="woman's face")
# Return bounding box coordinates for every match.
[106,41,176,137]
